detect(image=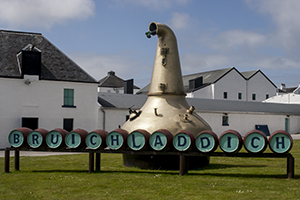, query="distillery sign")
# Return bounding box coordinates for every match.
[9,128,293,155]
